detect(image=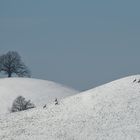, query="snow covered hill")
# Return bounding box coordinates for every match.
[0,78,78,114]
[1,75,140,140]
